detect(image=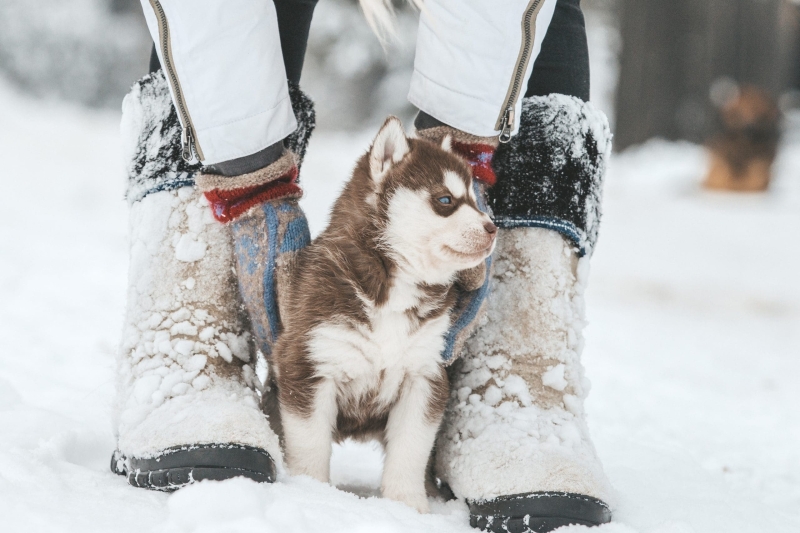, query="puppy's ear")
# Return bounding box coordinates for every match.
[441,134,452,152]
[370,116,410,183]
